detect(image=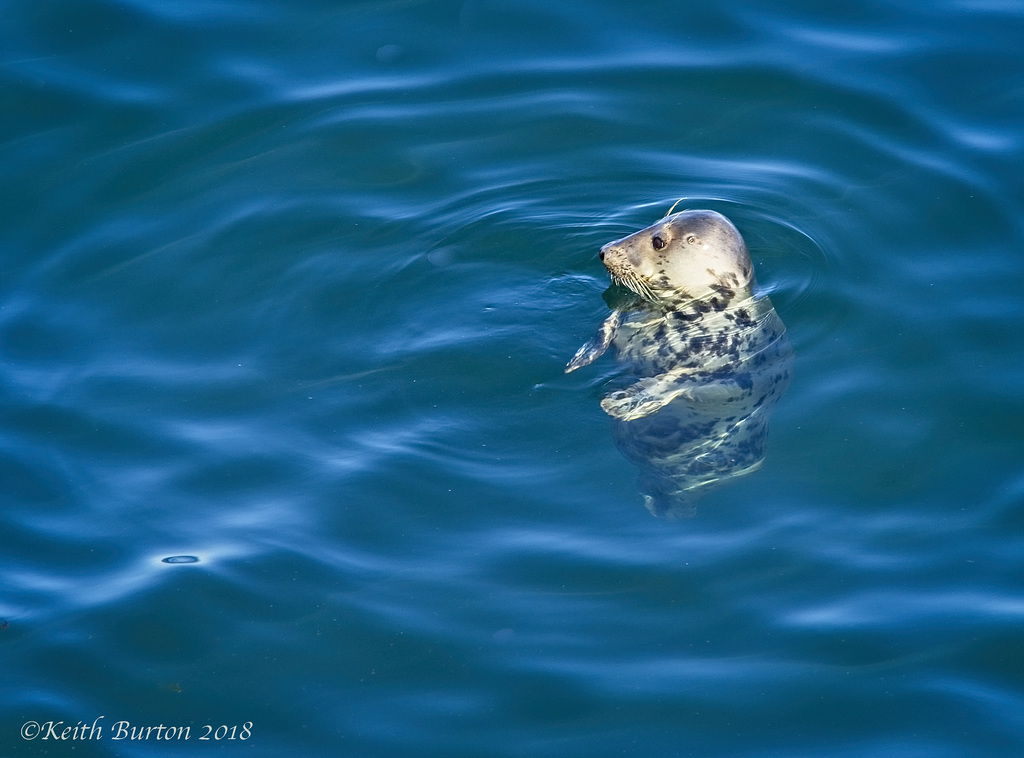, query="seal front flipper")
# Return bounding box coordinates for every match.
[600,371,692,420]
[600,370,752,421]
[565,310,622,373]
